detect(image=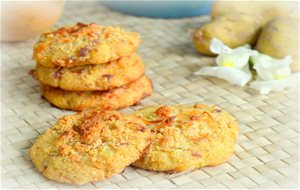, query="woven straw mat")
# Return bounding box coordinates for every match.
[1,2,299,189]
